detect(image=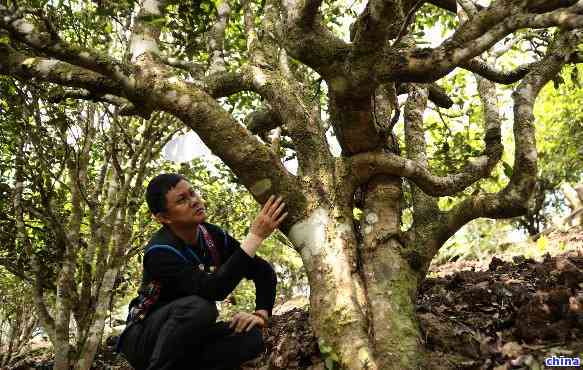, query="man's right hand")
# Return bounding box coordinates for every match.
[250,195,287,239]
[241,195,287,257]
